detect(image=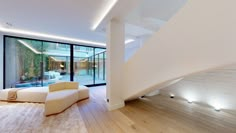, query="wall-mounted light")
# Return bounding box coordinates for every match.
[214,106,221,112]
[140,96,145,98]
[209,99,224,112]
[187,99,193,104]
[170,94,175,98]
